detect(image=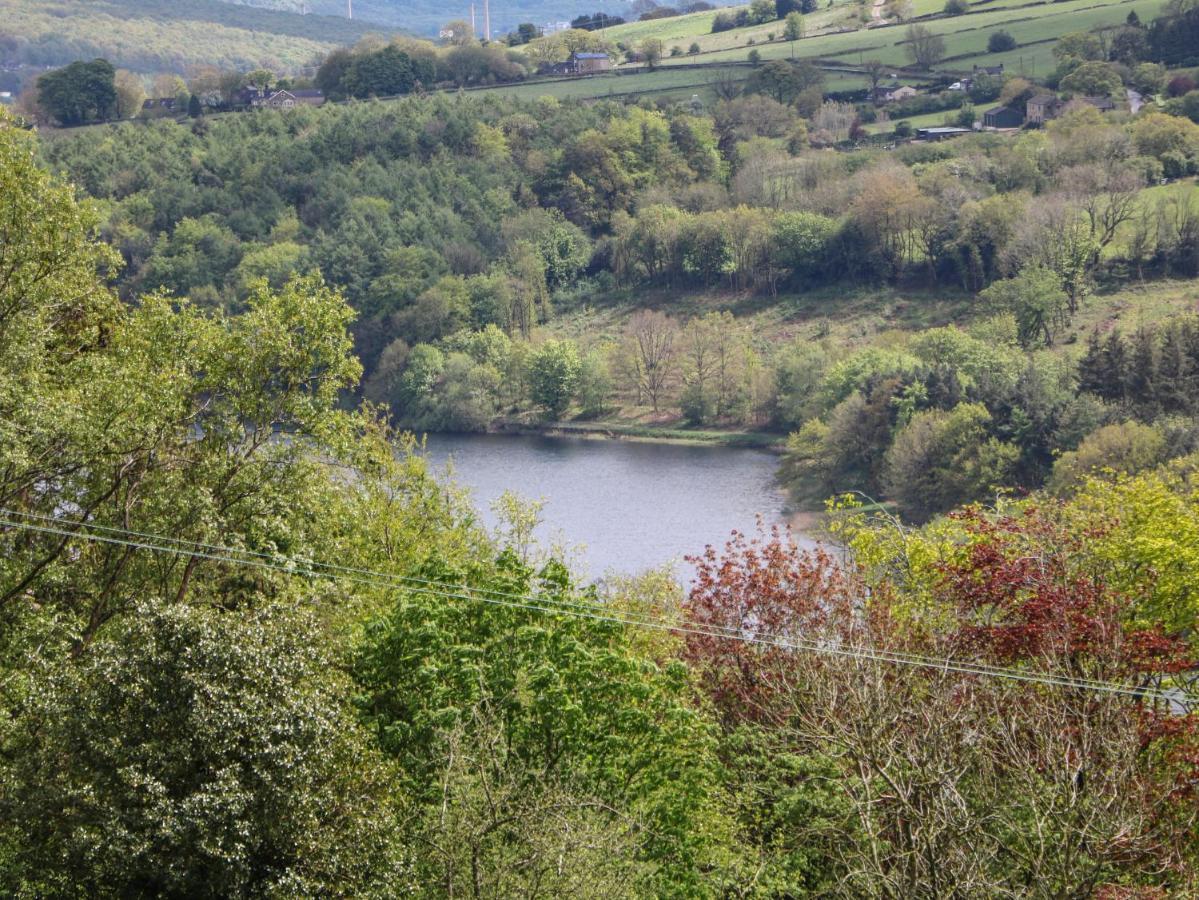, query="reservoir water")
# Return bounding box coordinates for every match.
[419,433,810,581]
